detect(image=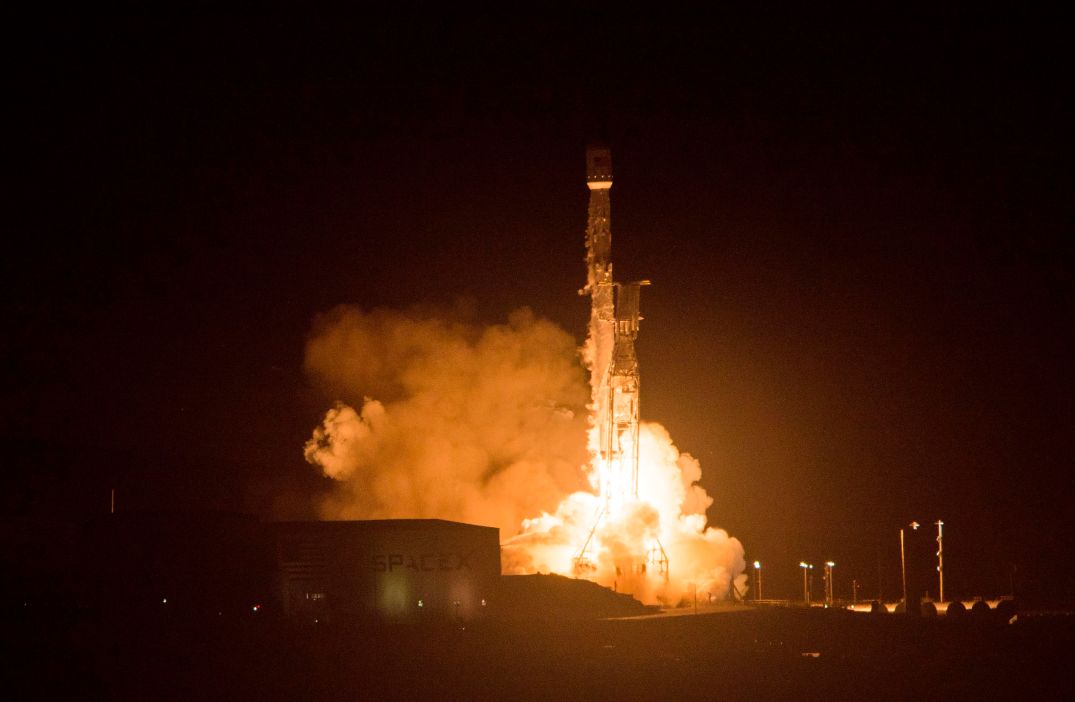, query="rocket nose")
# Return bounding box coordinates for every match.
[586,145,613,182]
